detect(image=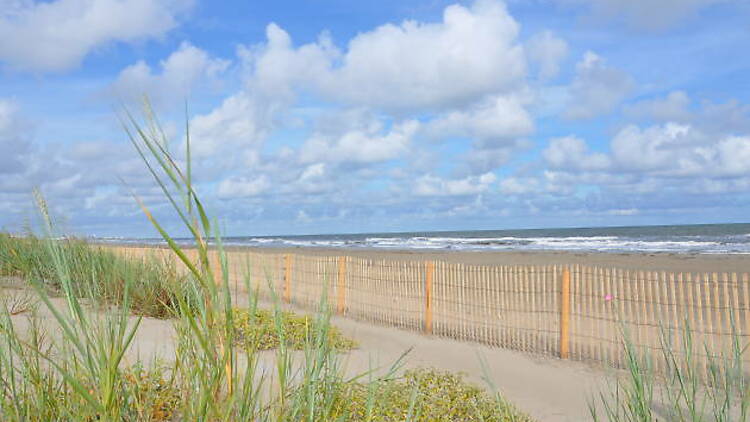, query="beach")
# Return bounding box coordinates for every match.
[222,246,750,273]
